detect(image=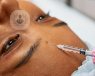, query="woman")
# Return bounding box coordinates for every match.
[0,0,88,76]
